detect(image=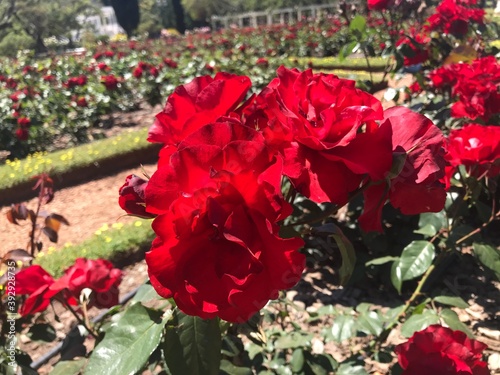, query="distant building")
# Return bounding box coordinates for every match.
[77,6,124,38]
